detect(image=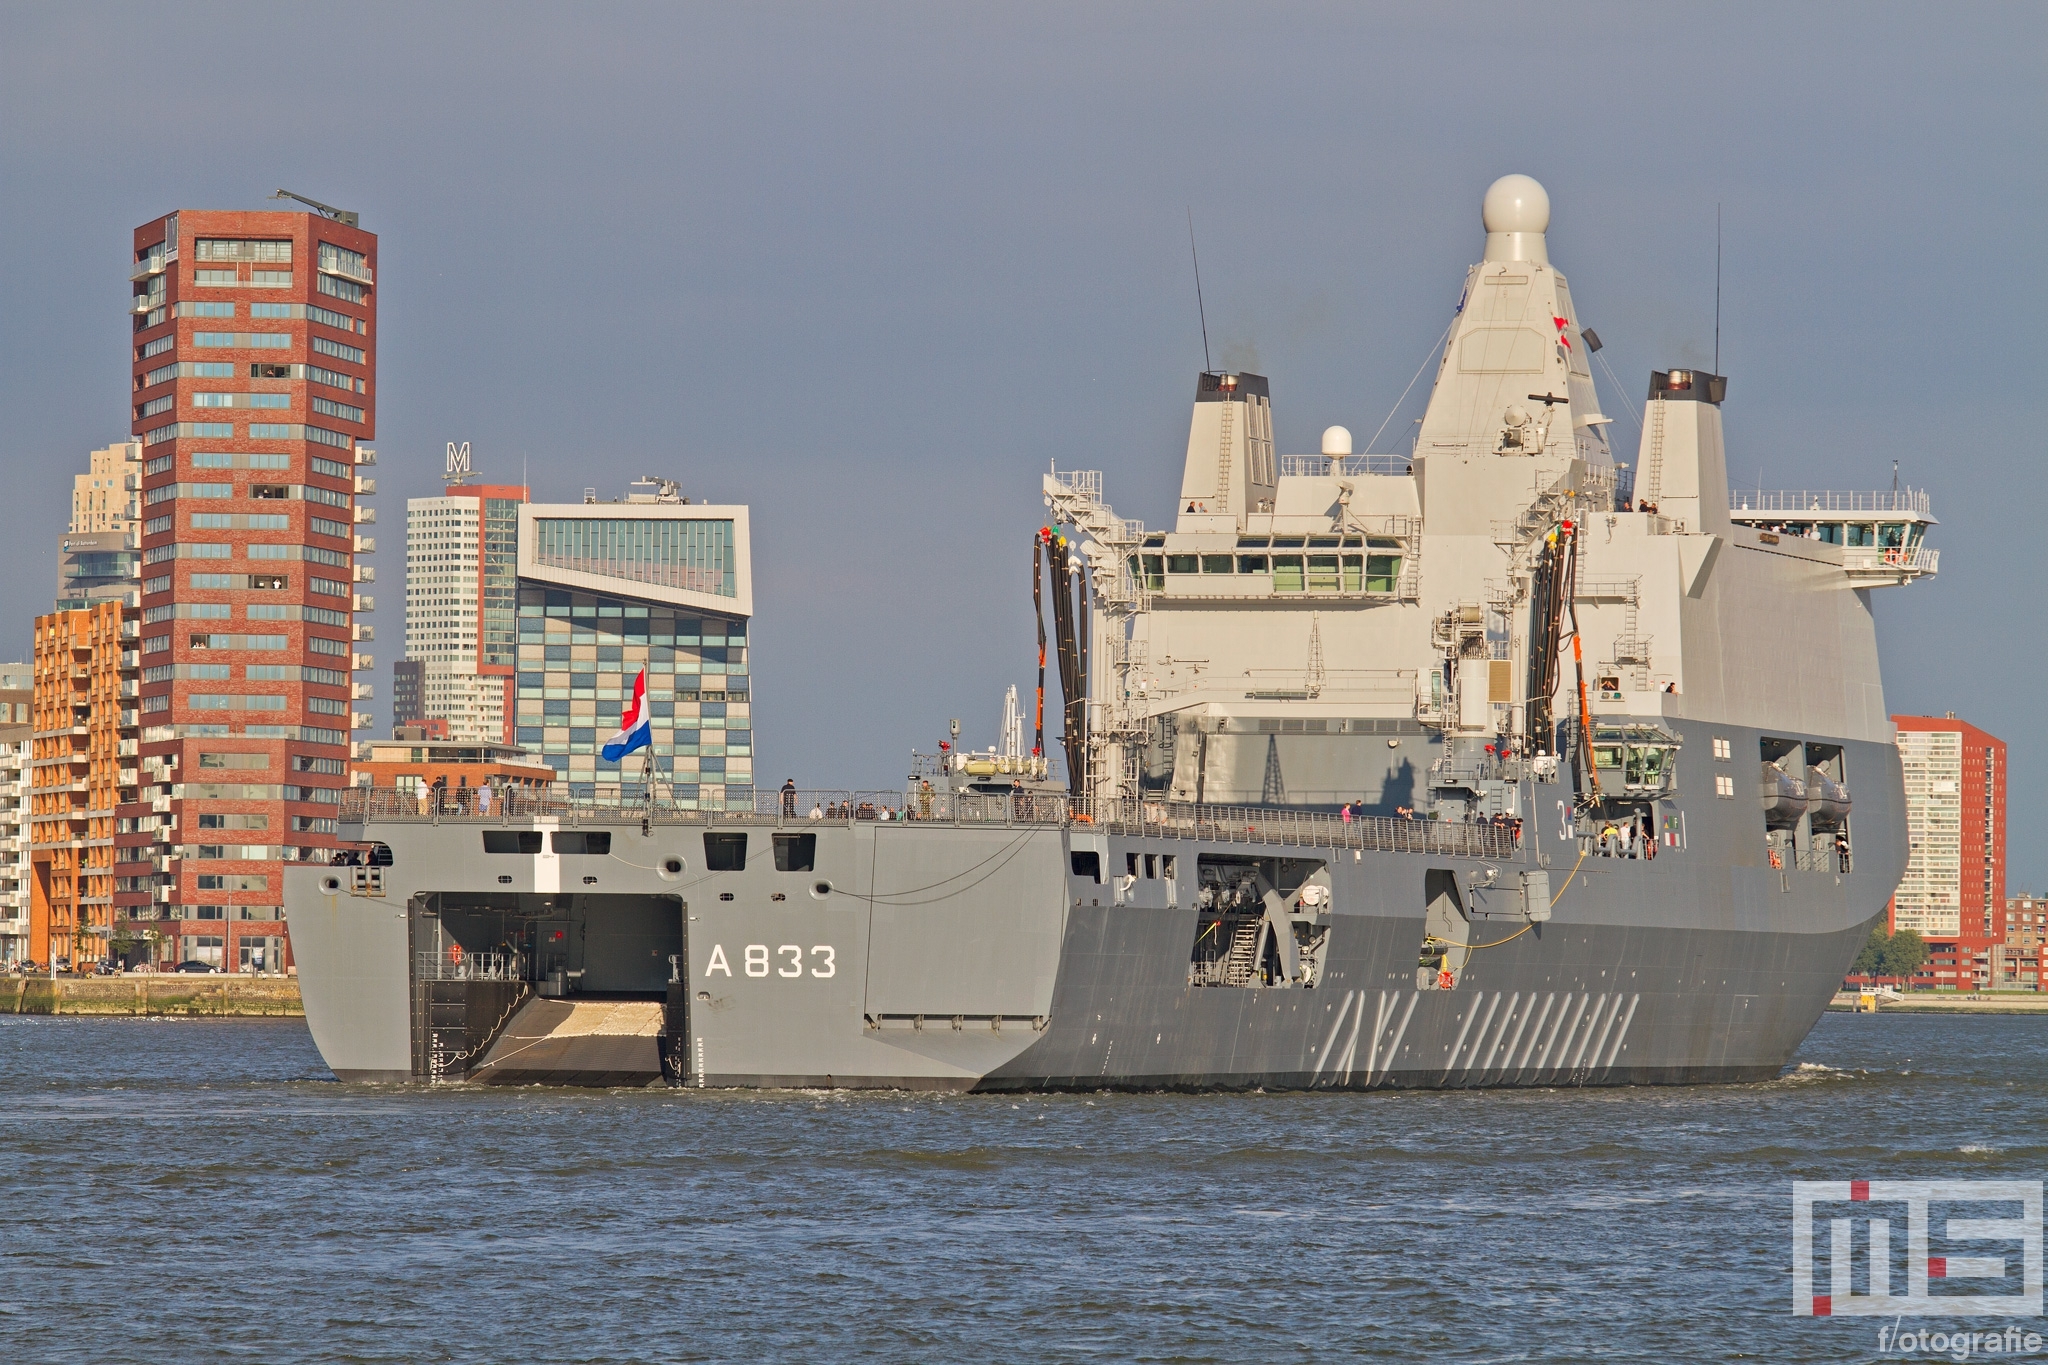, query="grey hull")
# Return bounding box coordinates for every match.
[286,726,1901,1093]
